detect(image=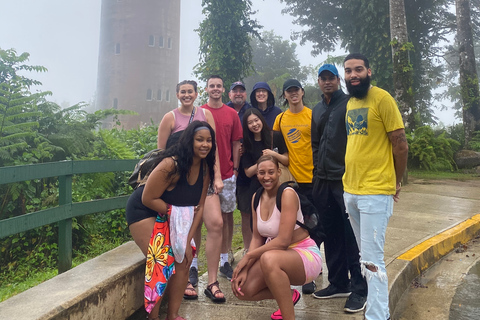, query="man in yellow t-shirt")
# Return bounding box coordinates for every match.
[273,79,319,296]
[343,53,408,320]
